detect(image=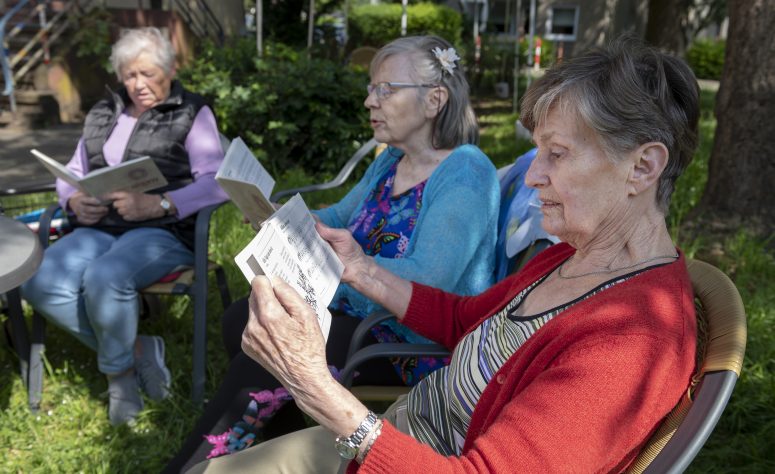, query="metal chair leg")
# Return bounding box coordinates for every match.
[190,222,210,405]
[5,289,31,387]
[215,267,232,309]
[28,312,46,412]
[191,284,207,405]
